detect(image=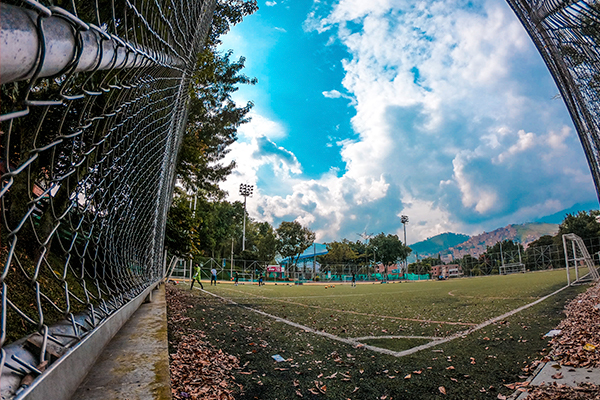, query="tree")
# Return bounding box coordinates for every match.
[553,210,600,260]
[369,233,411,266]
[555,210,600,241]
[524,235,561,270]
[165,1,258,256]
[479,240,524,274]
[276,221,316,273]
[177,50,257,198]
[407,257,440,274]
[253,221,279,263]
[321,240,358,265]
[164,192,196,257]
